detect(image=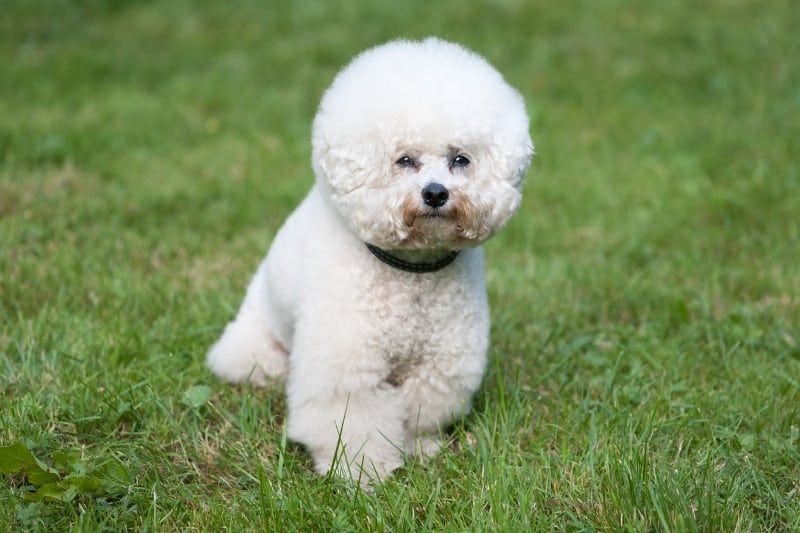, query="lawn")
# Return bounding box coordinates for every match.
[1,0,799,530]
